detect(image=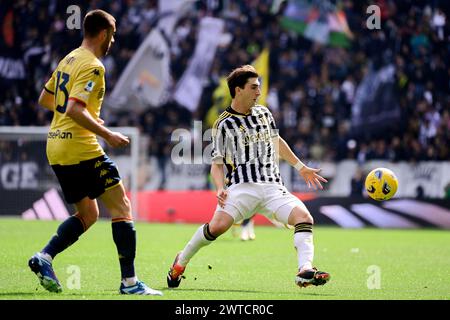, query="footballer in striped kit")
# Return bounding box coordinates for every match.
[167,65,330,289]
